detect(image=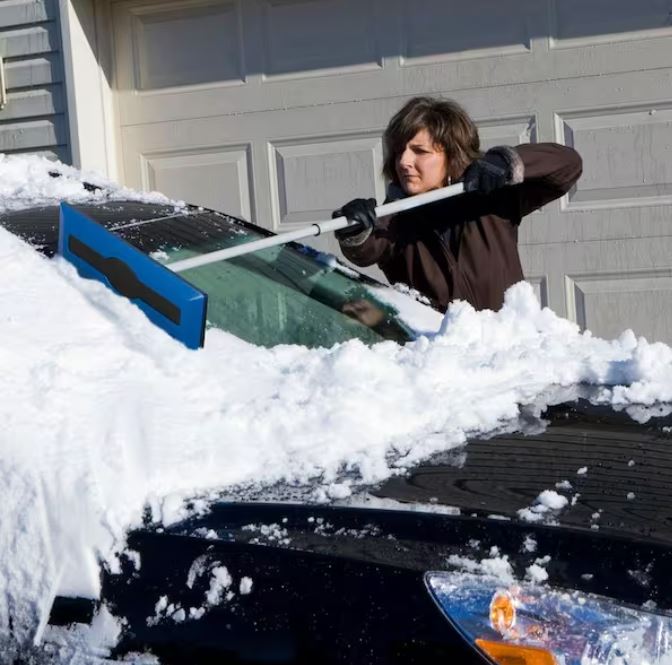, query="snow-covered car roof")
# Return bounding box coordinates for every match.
[0,153,184,214]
